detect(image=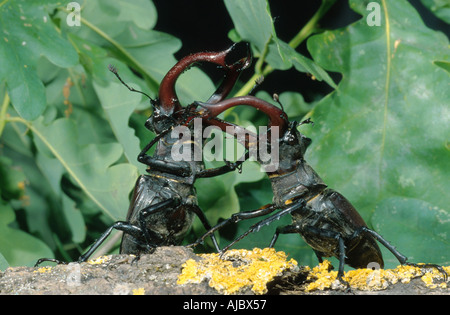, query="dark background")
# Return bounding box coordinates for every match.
[152,0,448,102]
